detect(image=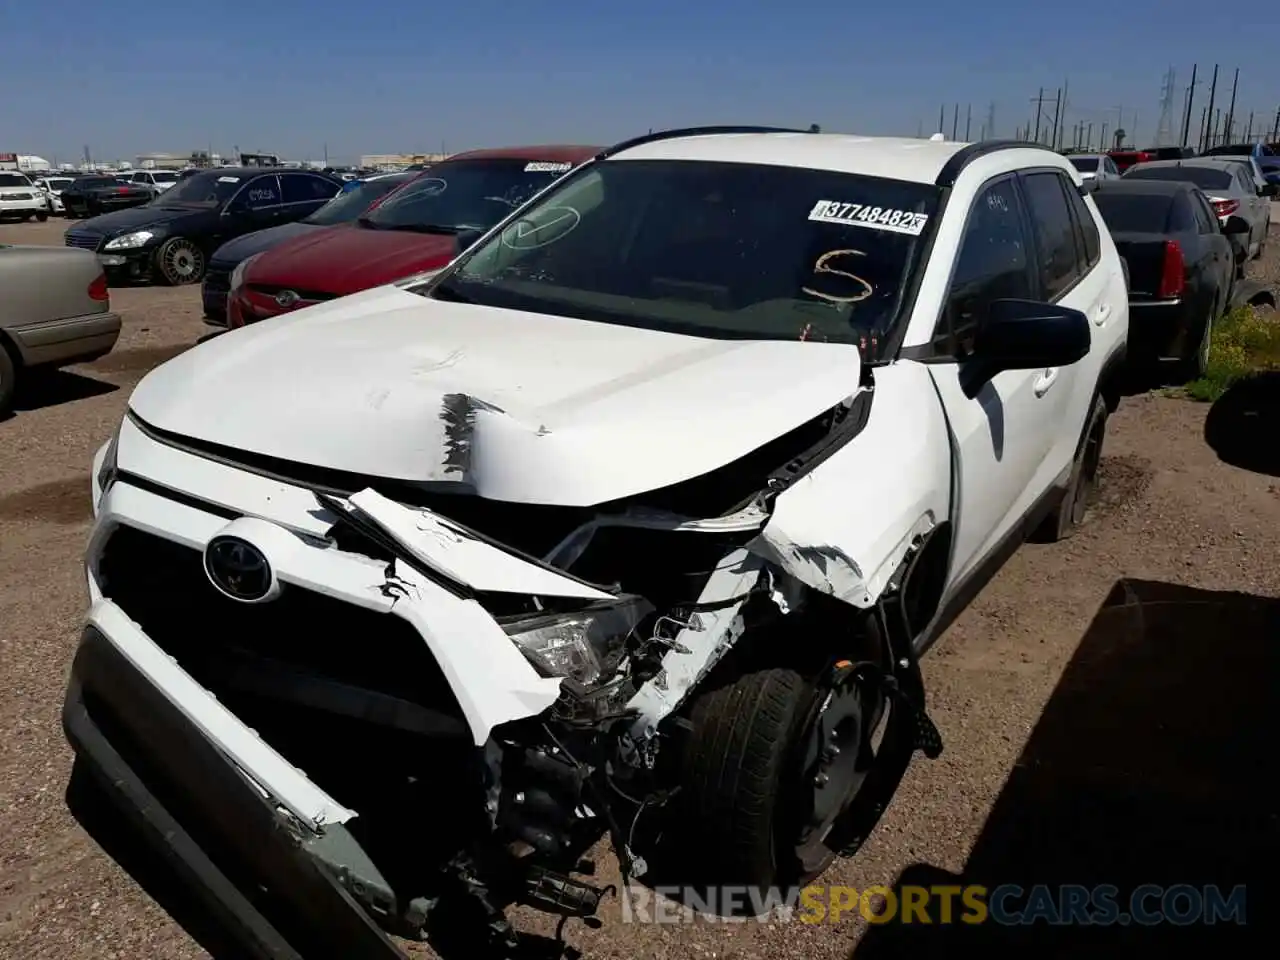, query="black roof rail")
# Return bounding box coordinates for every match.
[934,139,1062,187]
[595,125,811,161]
